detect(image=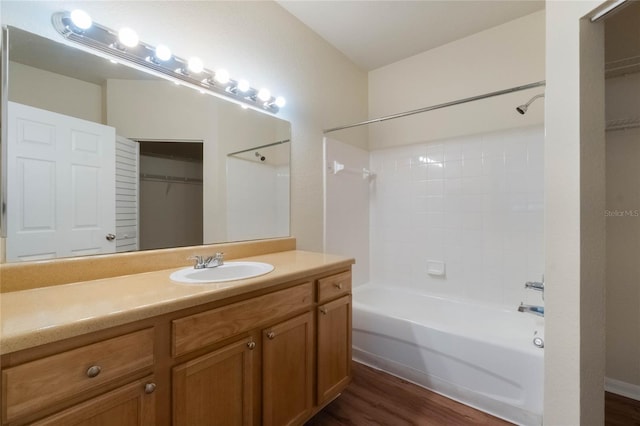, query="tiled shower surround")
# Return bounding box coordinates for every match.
[369,125,544,308]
